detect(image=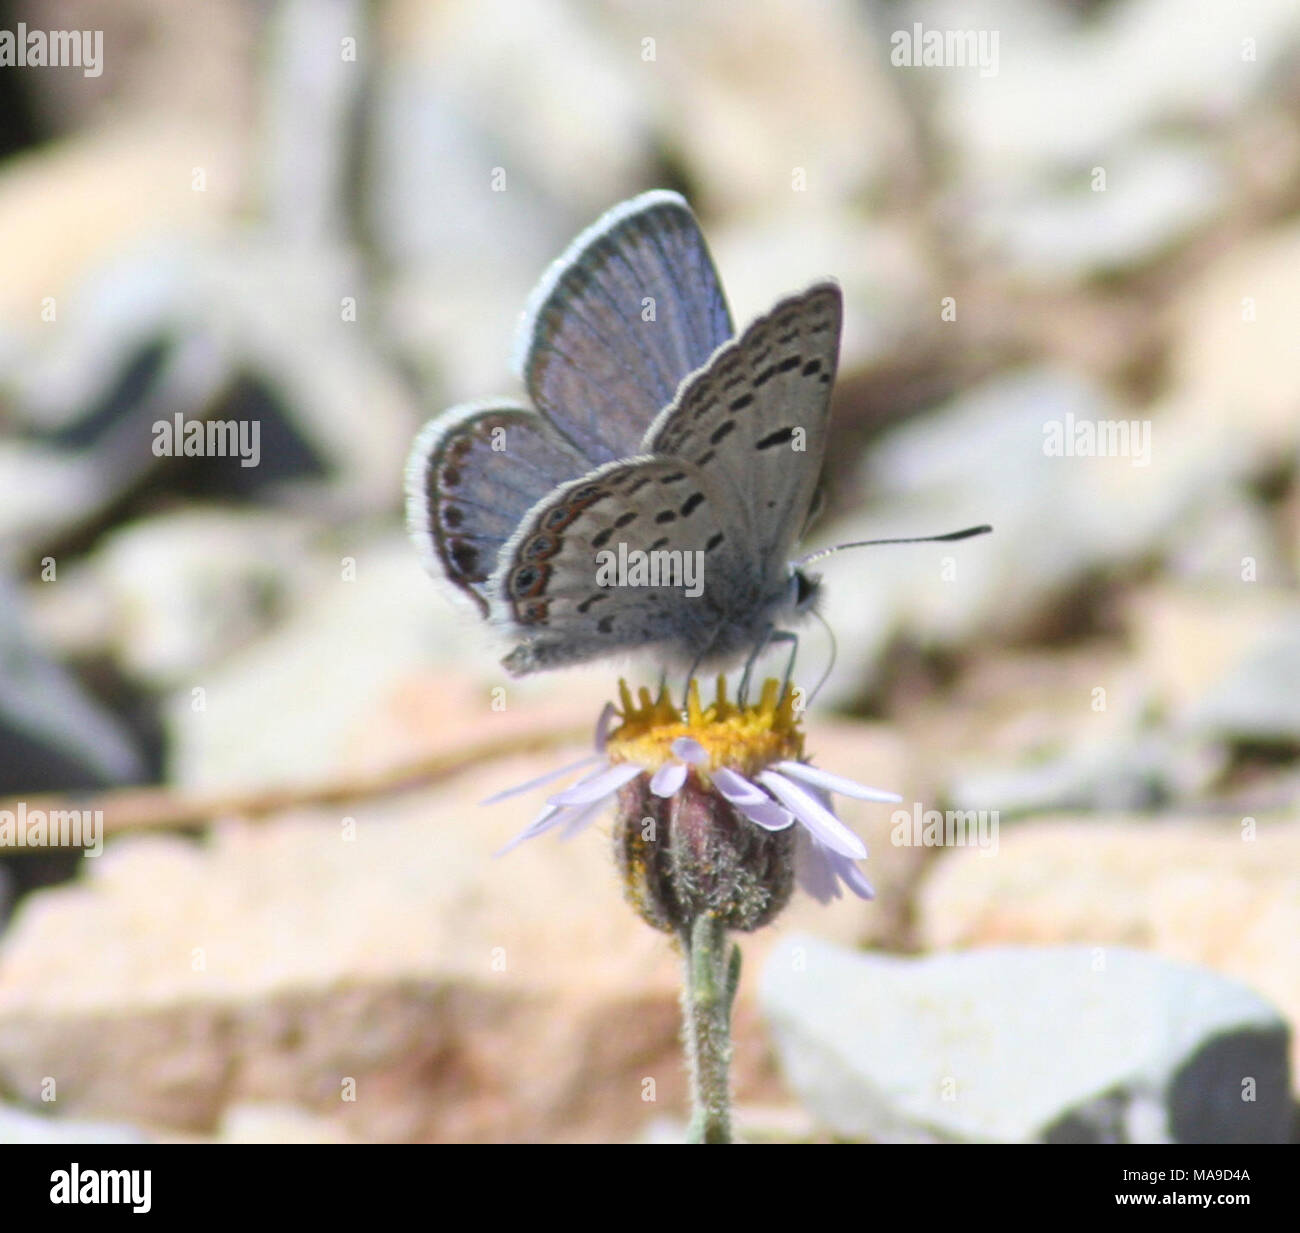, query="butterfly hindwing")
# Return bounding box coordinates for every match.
[515,191,734,466]
[405,401,587,614]
[644,282,841,582]
[489,456,749,675]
